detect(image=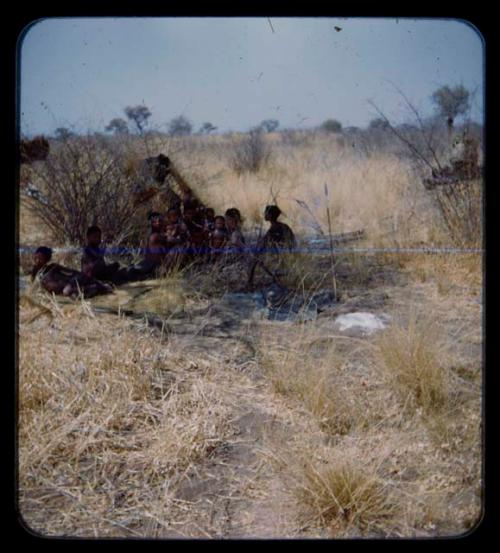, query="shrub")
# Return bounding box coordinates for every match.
[22,134,144,246]
[230,129,271,174]
[294,457,397,533]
